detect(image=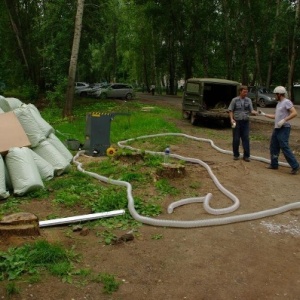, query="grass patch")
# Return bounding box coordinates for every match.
[0,97,187,291]
[0,240,78,282]
[155,179,179,195]
[0,239,123,294]
[92,272,121,294]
